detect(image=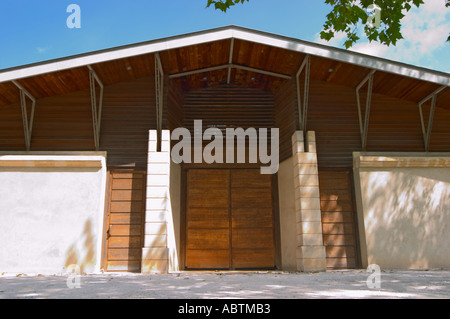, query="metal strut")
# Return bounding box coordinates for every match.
[168,63,291,80]
[296,55,310,132]
[155,53,164,151]
[418,86,446,152]
[227,38,235,84]
[356,70,376,151]
[12,80,36,151]
[88,65,104,151]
